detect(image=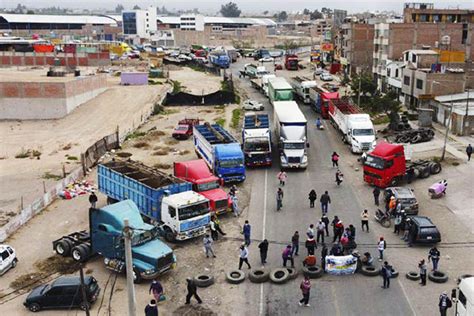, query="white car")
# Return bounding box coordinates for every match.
[314,67,324,75]
[243,100,264,111]
[320,72,333,81]
[0,245,18,276]
[178,54,192,61]
[259,56,274,63]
